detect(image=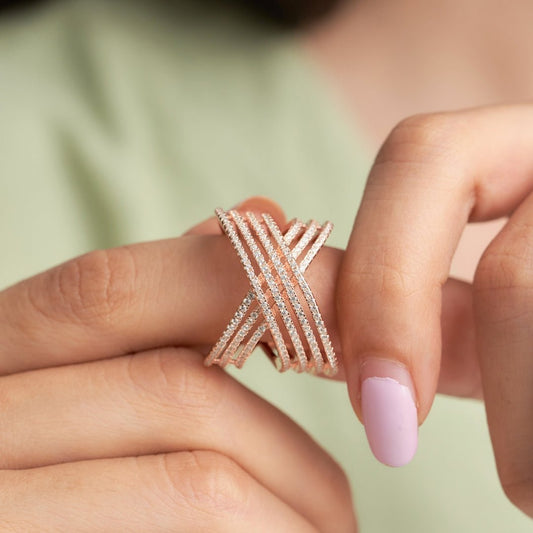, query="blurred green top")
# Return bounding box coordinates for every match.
[0,1,530,531]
